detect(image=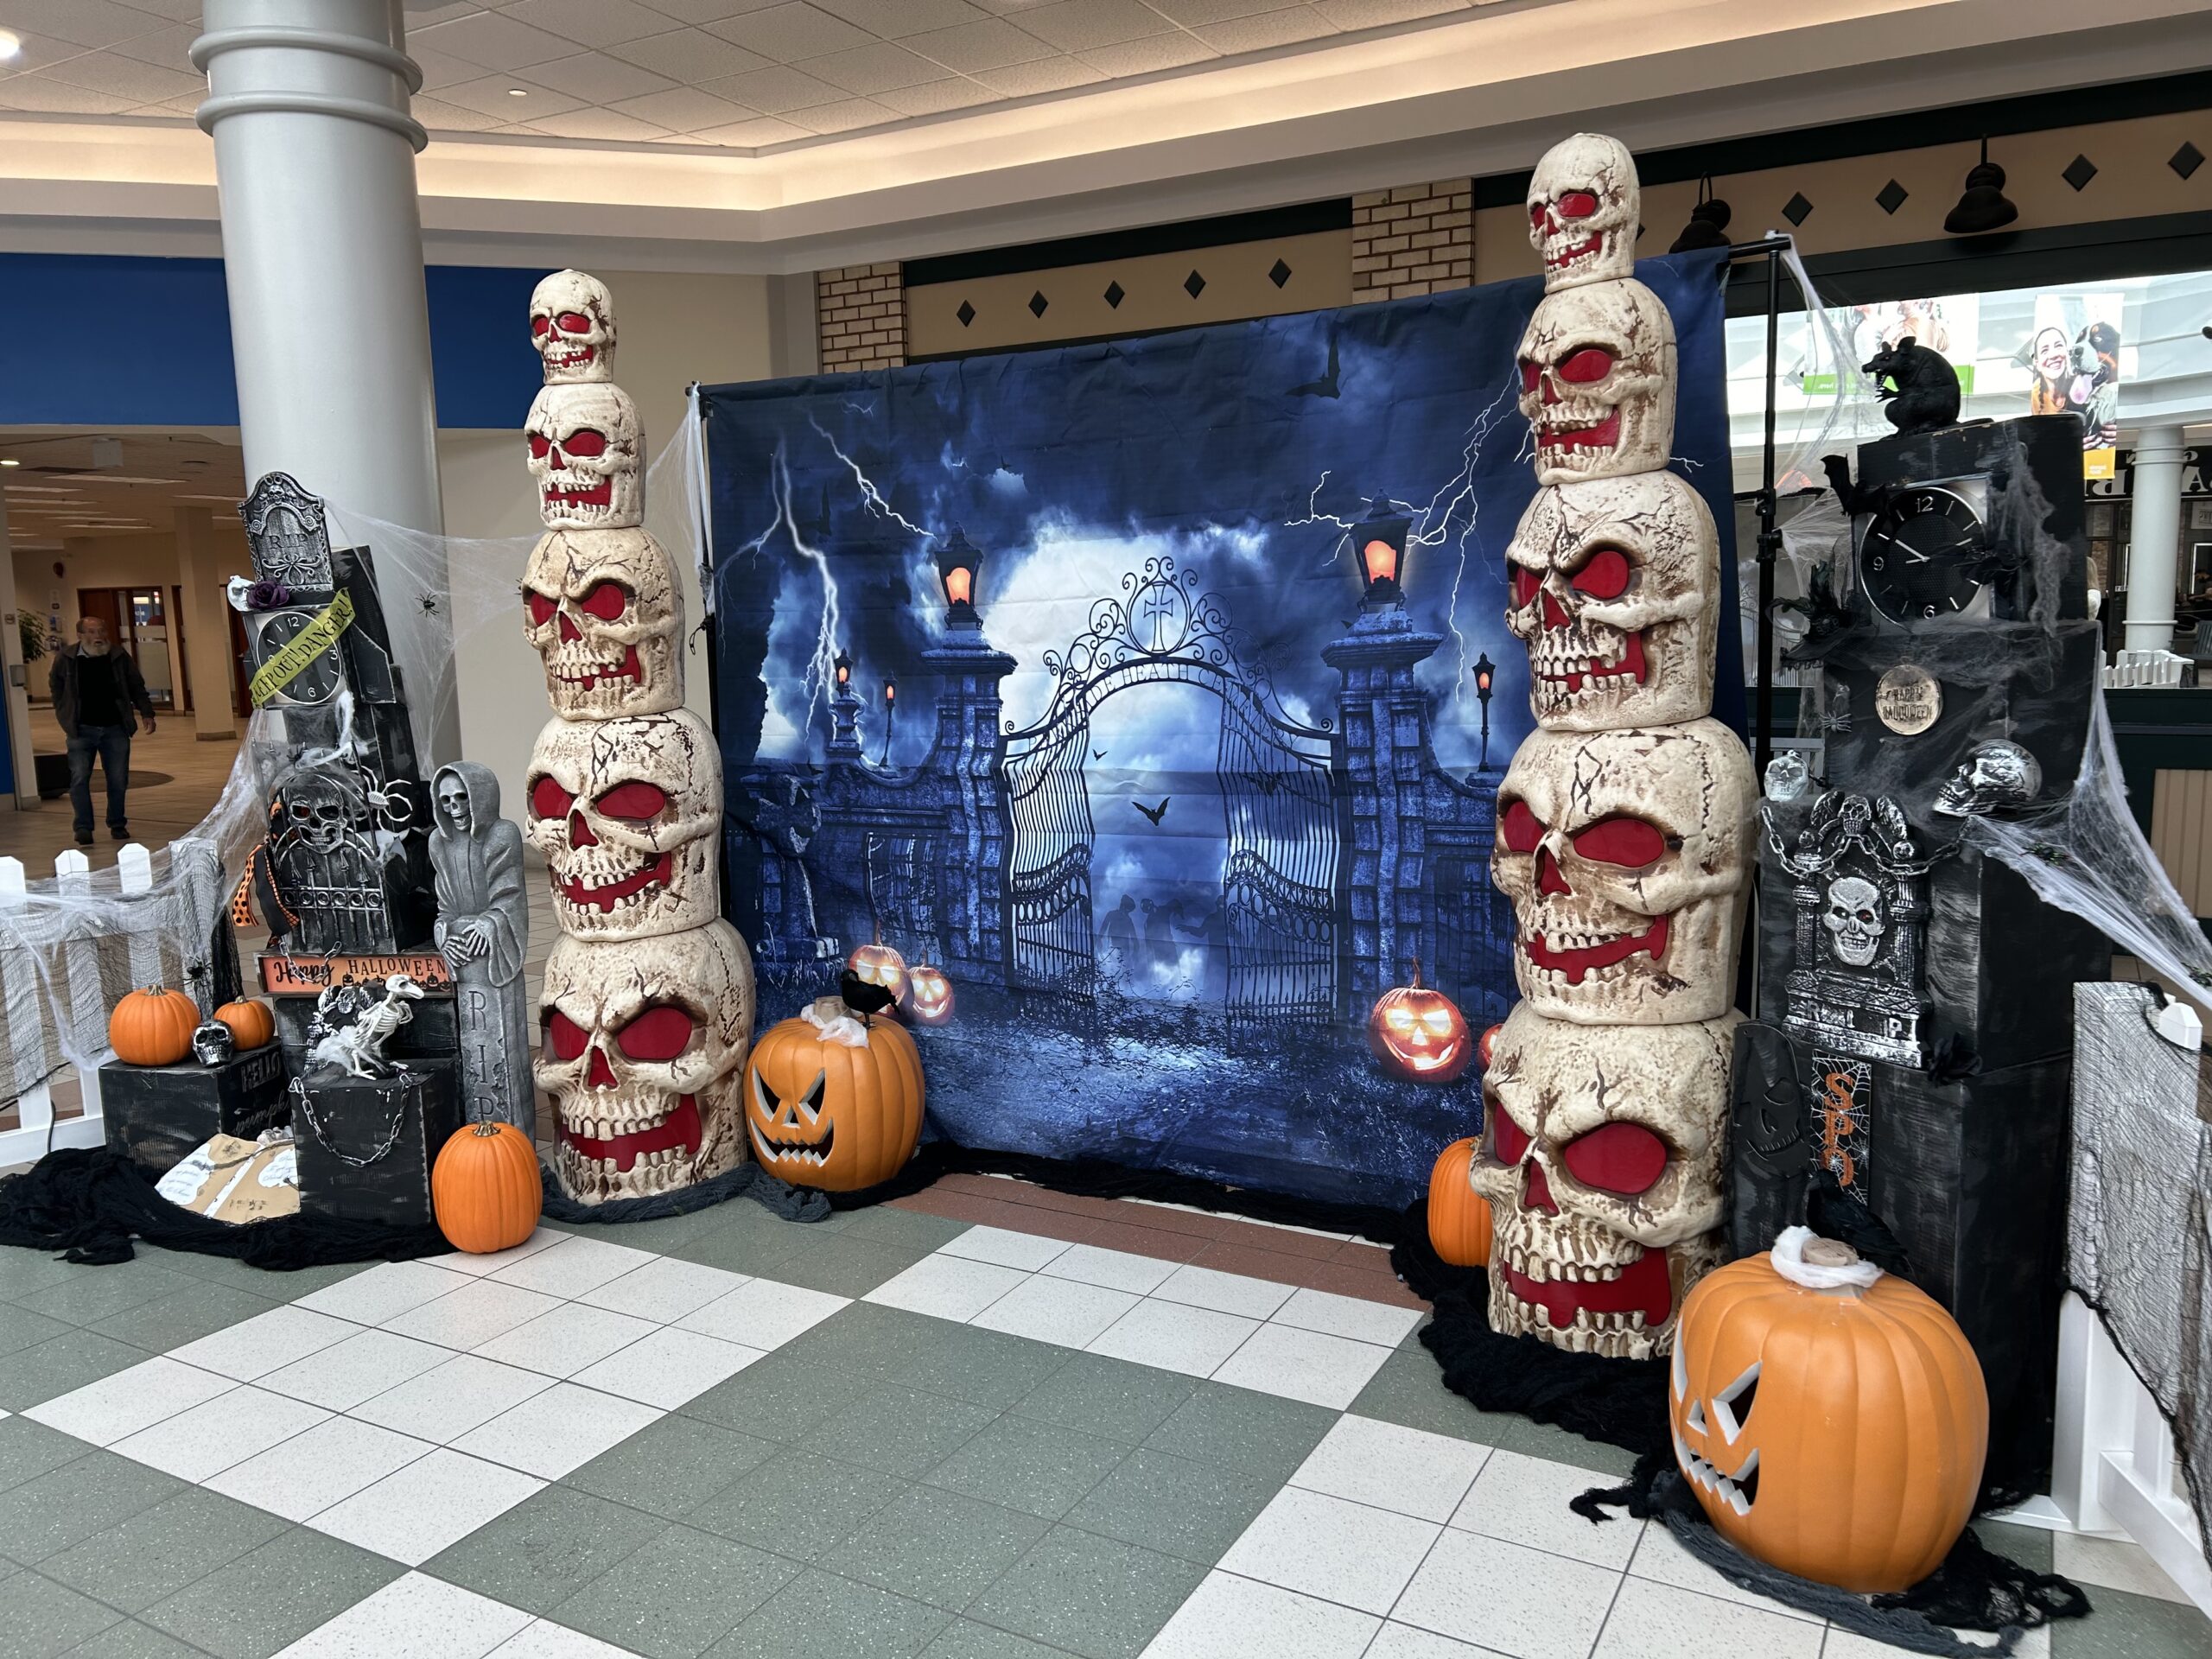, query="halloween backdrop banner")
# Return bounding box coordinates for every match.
[702,249,1738,1206]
